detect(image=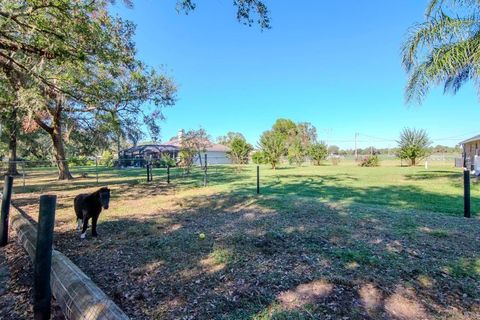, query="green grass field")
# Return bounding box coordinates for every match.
[14,160,479,216]
[10,160,480,319]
